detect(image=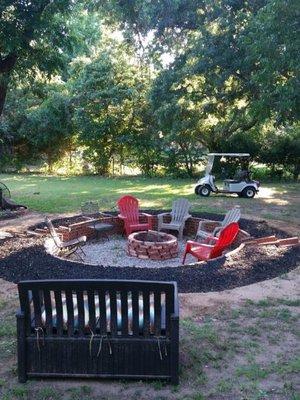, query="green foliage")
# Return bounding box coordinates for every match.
[73,41,144,174]
[0,0,78,116]
[0,1,72,63]
[0,0,299,178]
[242,0,300,124]
[22,92,74,172]
[262,124,300,180]
[150,71,207,177]
[0,83,74,171]
[128,107,161,176]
